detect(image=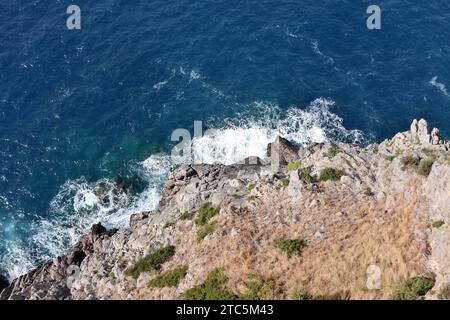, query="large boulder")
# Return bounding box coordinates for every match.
[267,136,299,165]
